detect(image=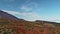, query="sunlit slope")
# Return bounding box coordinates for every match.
[0,10,60,34]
